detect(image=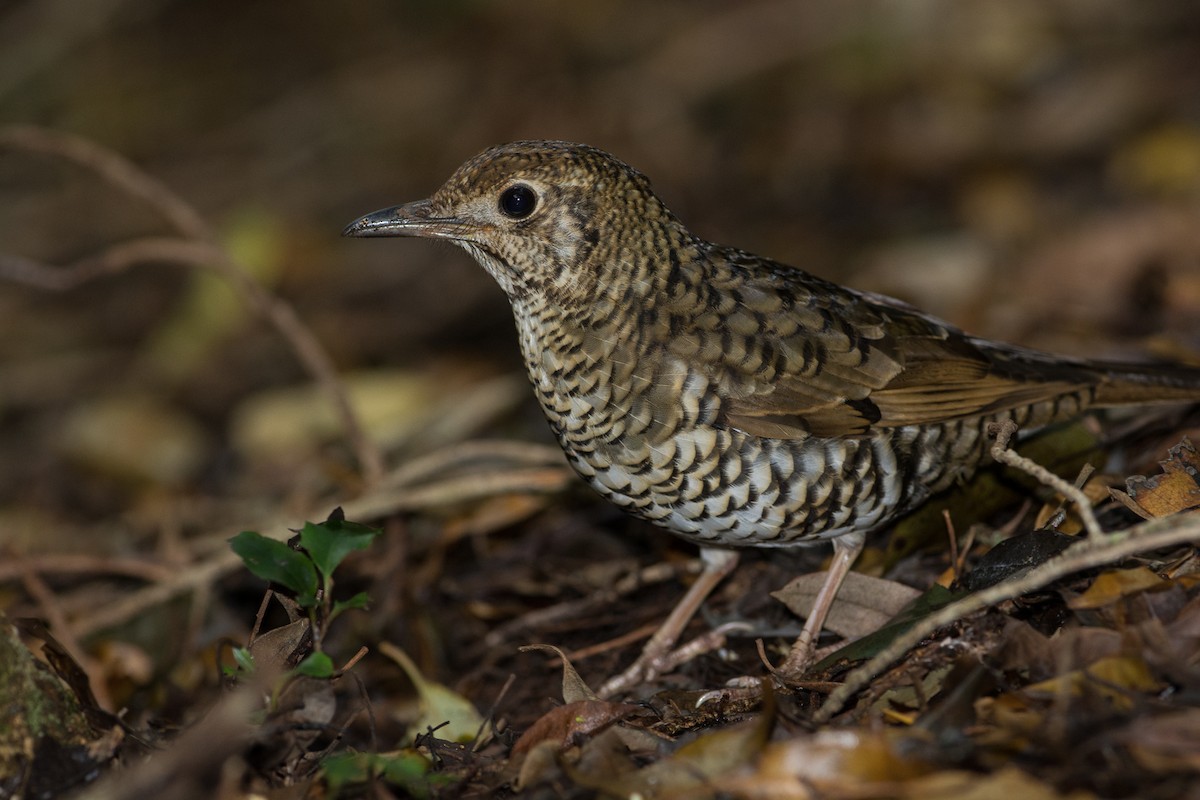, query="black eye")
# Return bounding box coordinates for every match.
[499,184,537,219]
